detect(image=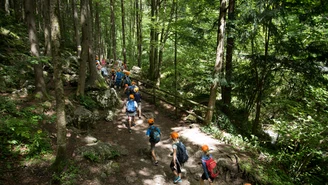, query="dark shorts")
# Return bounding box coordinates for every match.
[150,142,156,151]
[170,159,181,173]
[201,173,214,181]
[126,111,136,117]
